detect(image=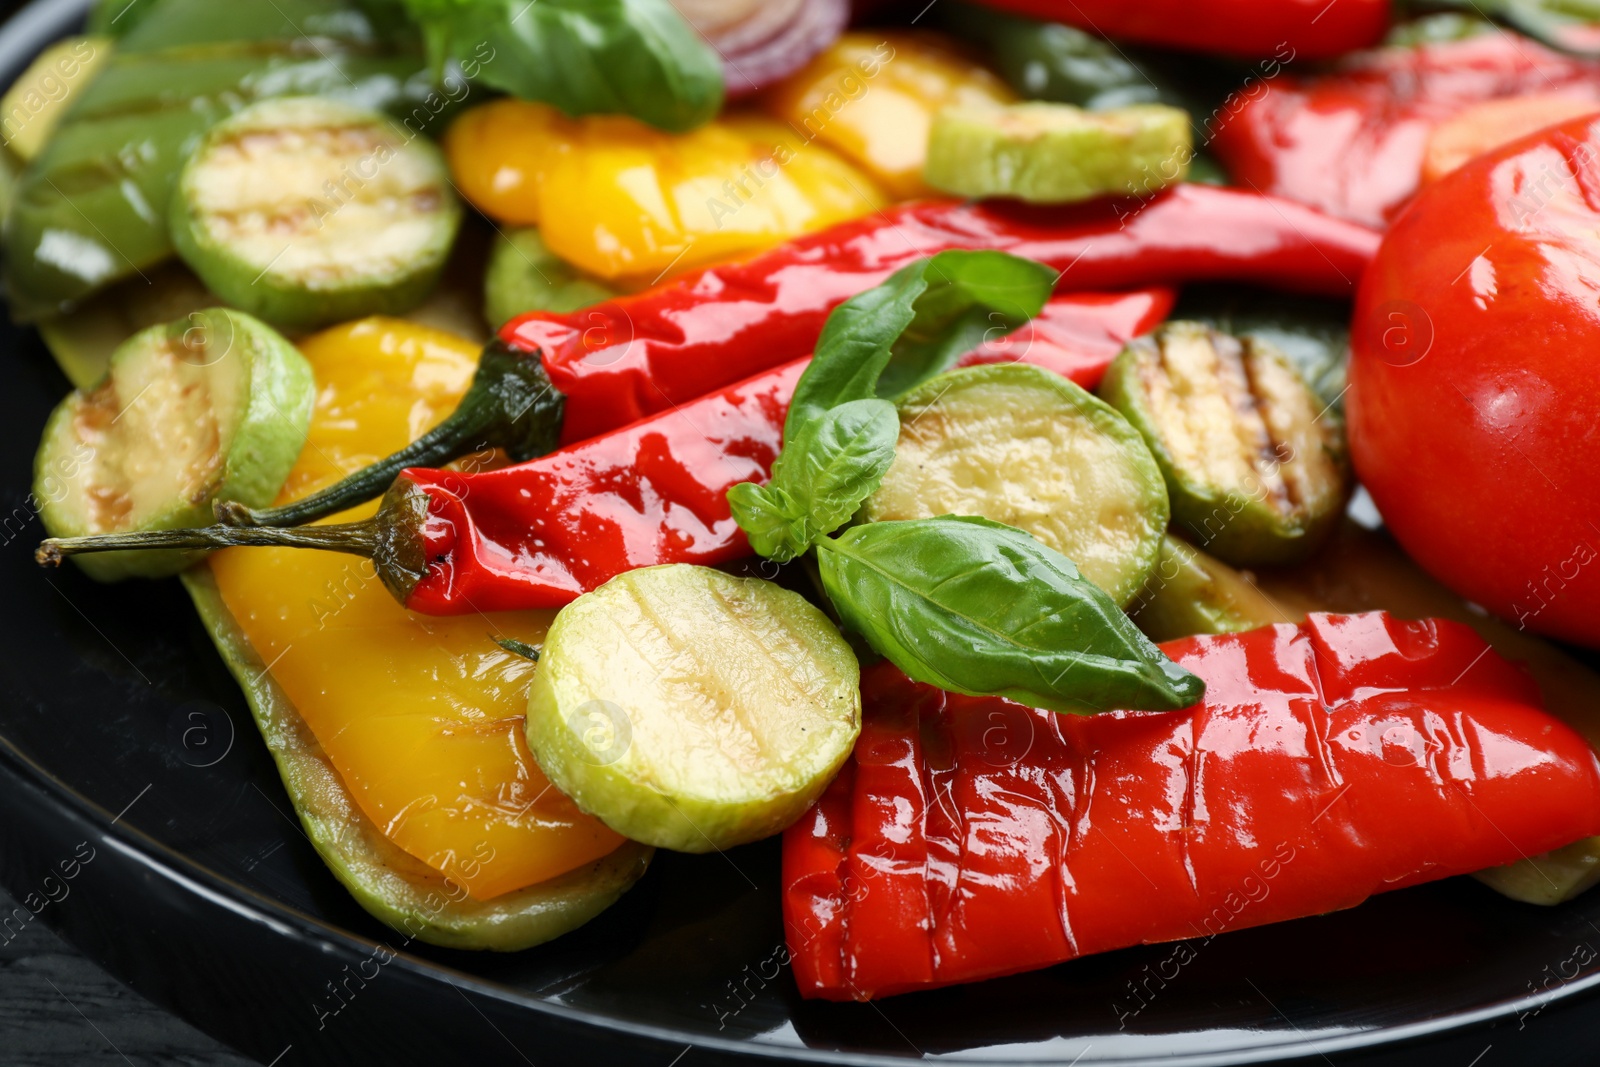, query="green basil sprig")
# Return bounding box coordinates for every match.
[730,250,1057,562]
[398,0,724,132]
[818,517,1203,714]
[729,251,1204,715]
